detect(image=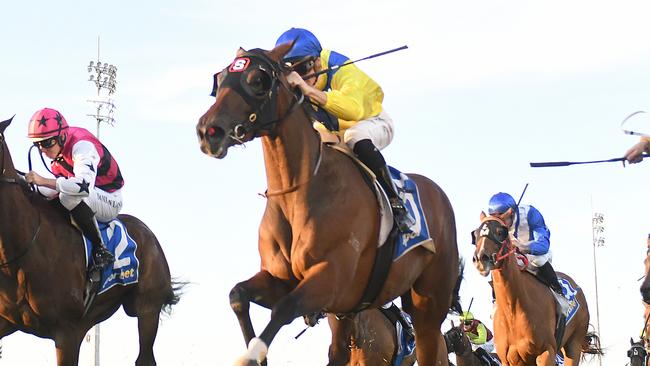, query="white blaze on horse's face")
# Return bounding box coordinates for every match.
[473,234,494,277]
